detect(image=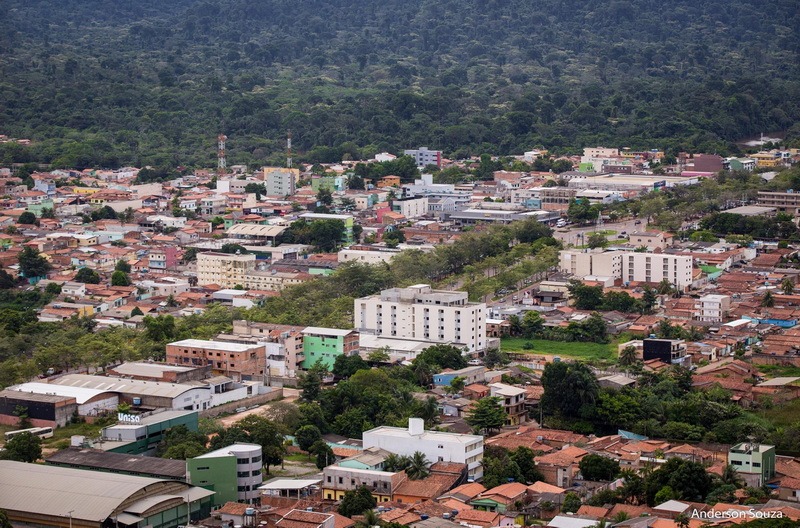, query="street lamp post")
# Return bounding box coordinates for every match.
[68,510,74,528]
